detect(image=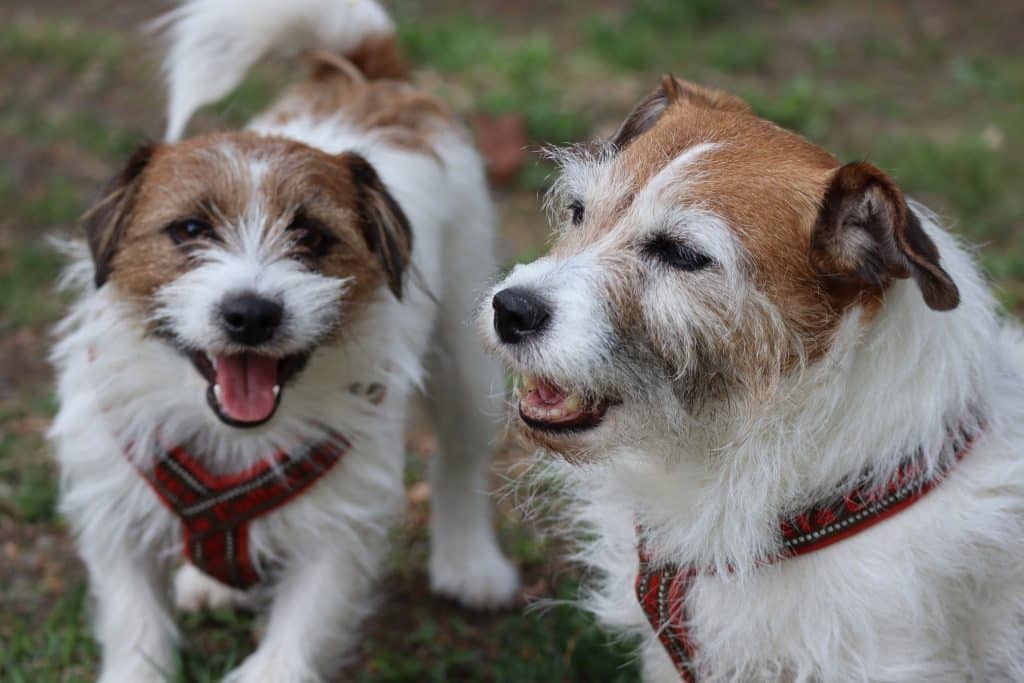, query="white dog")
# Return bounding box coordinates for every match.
[481,76,1024,682]
[49,1,519,681]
